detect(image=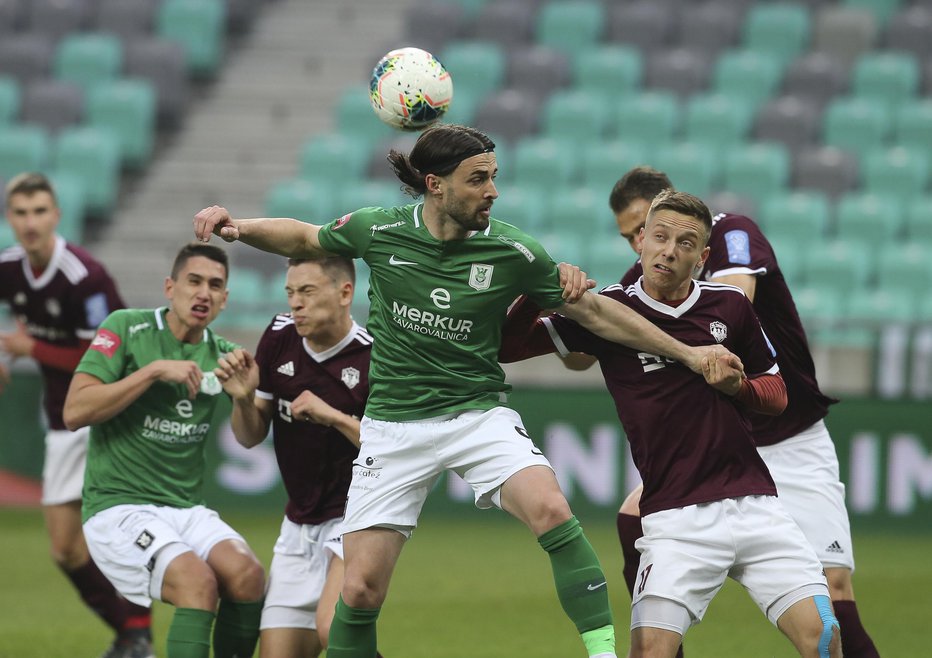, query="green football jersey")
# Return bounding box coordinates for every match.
[77,308,238,521]
[318,204,566,420]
